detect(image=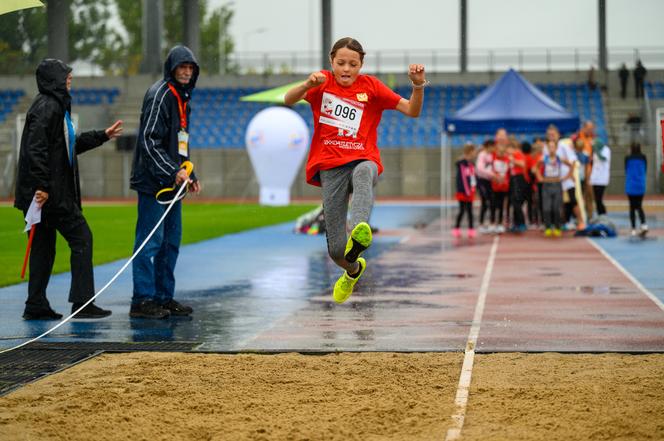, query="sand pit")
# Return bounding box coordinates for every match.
[0,352,461,441]
[462,353,664,441]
